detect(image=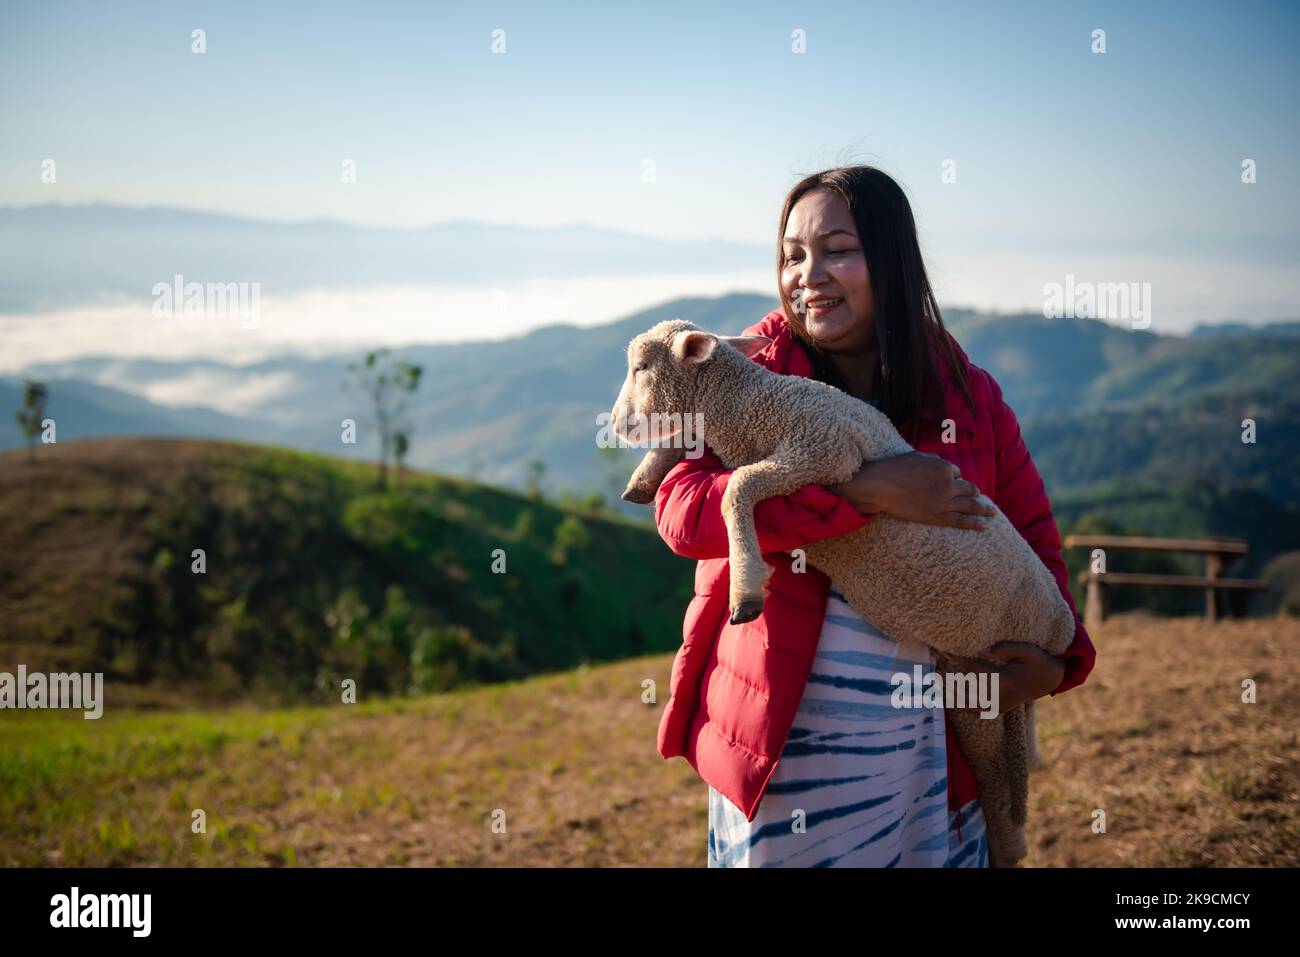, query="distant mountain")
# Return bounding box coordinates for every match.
[7,292,1300,556]
[1188,320,1300,339]
[0,203,768,313]
[941,313,1160,418]
[0,376,272,448]
[1083,332,1300,409]
[9,294,779,496]
[1023,395,1300,506]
